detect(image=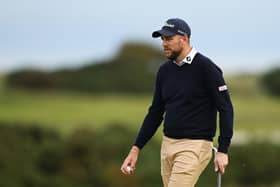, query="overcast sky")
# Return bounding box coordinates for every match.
[1,0,279,73]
